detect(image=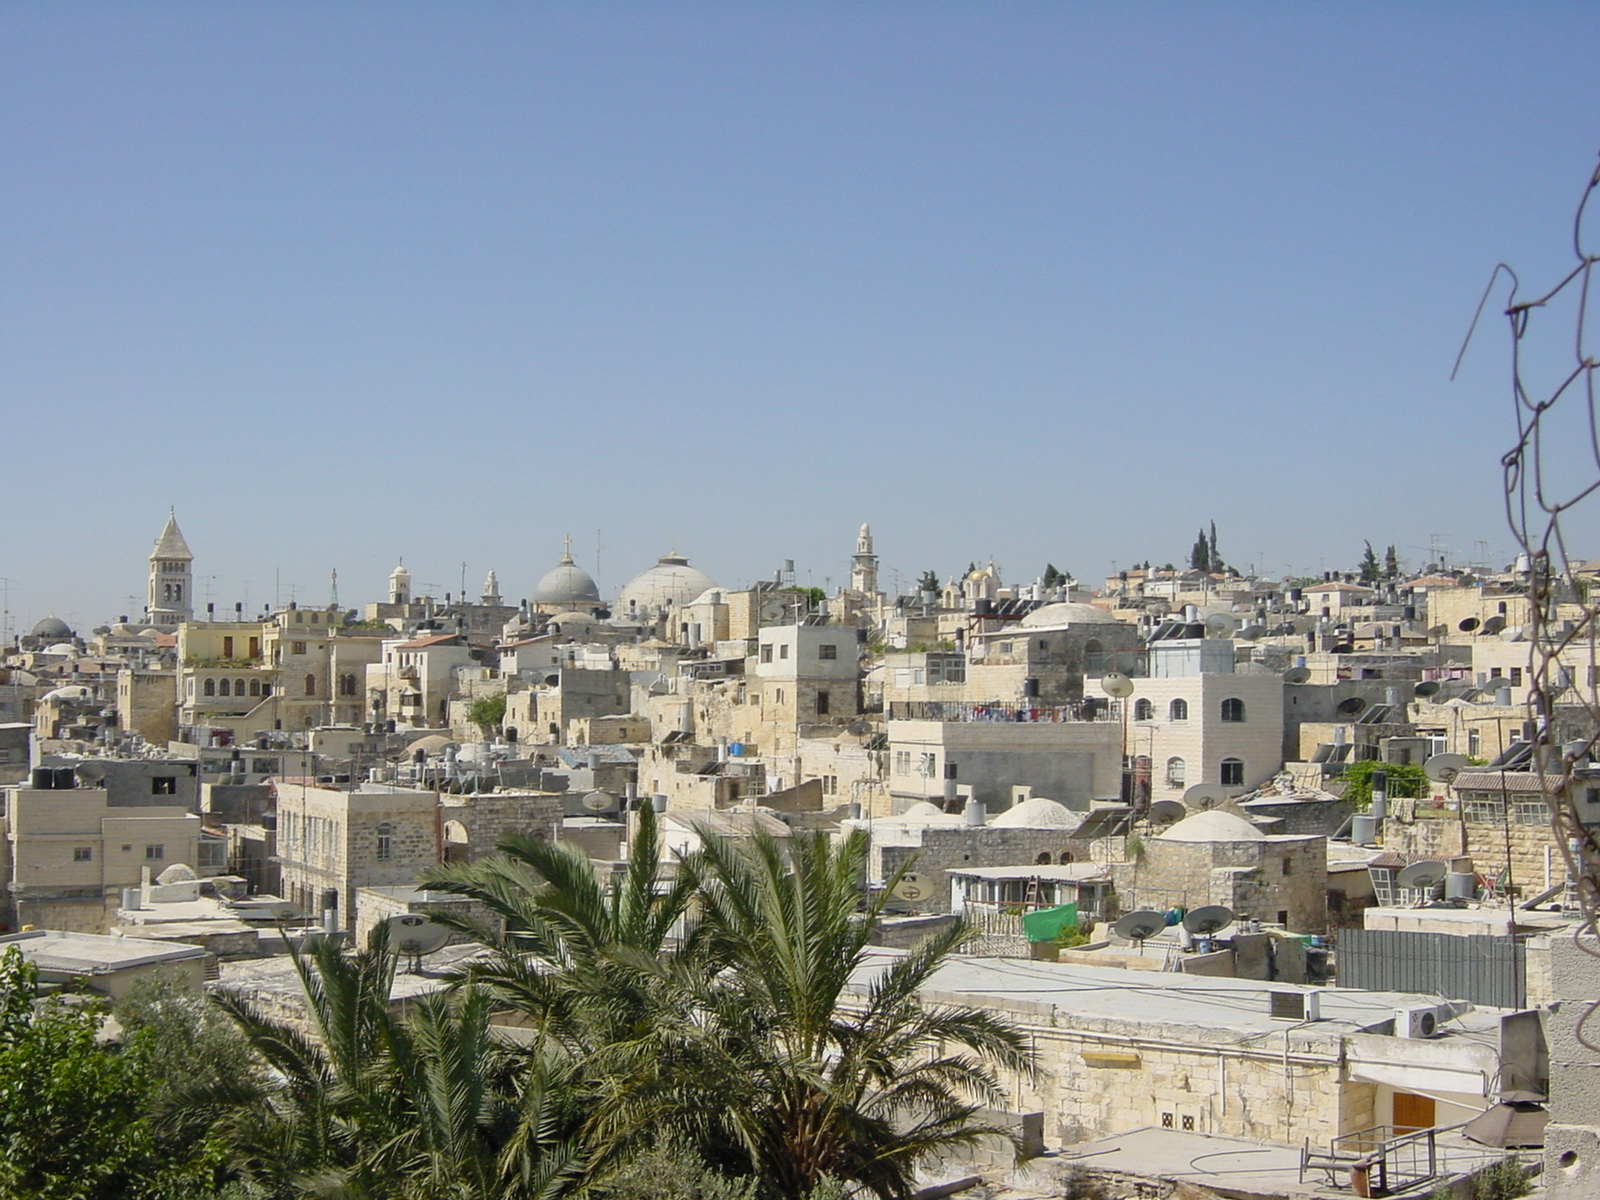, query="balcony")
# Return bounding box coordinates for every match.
[887,699,1120,723]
